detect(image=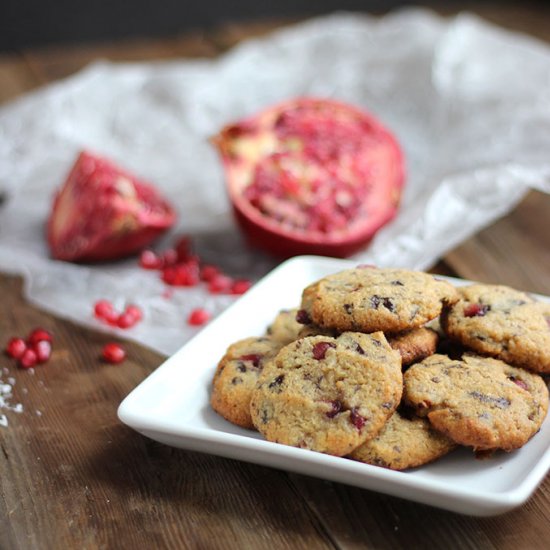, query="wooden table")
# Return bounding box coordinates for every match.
[1,5,550,549]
